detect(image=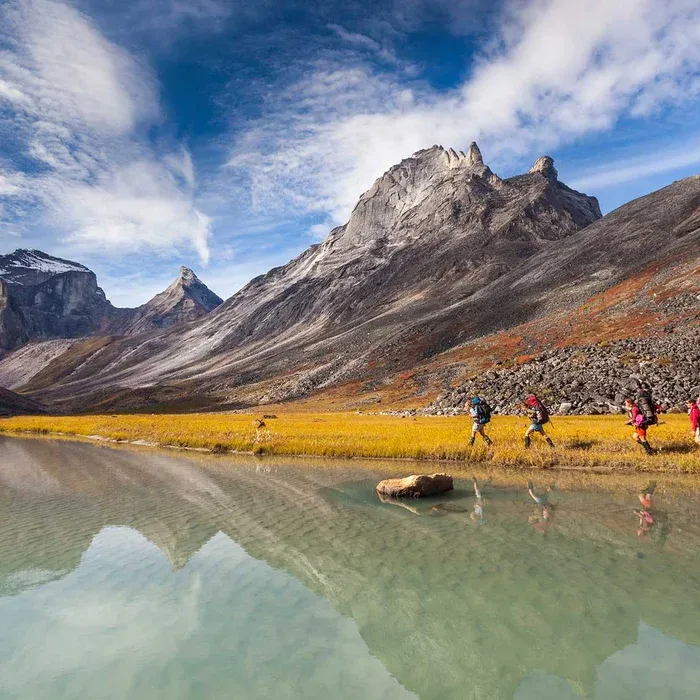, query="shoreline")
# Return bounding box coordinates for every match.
[2,418,700,476]
[5,431,700,495]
